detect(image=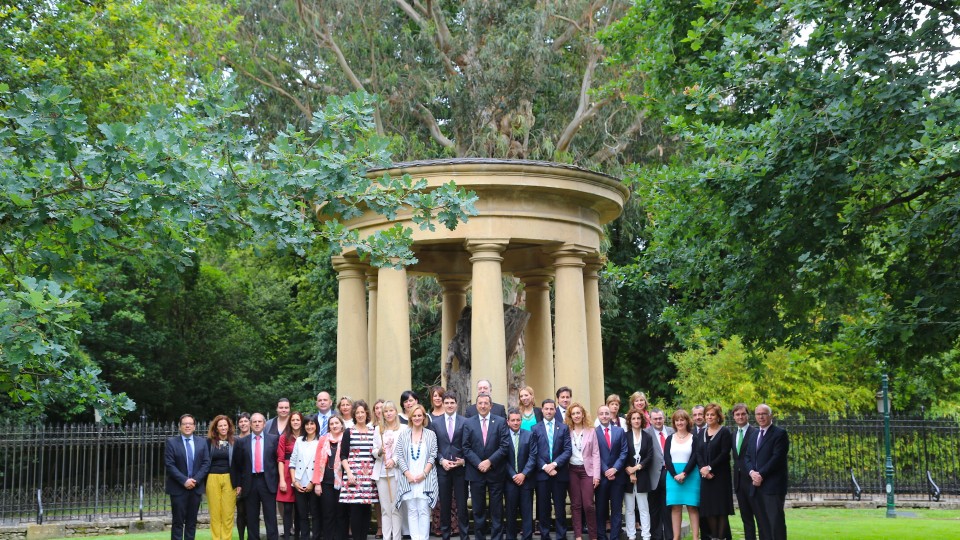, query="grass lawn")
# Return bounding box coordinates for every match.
[52,508,960,540]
